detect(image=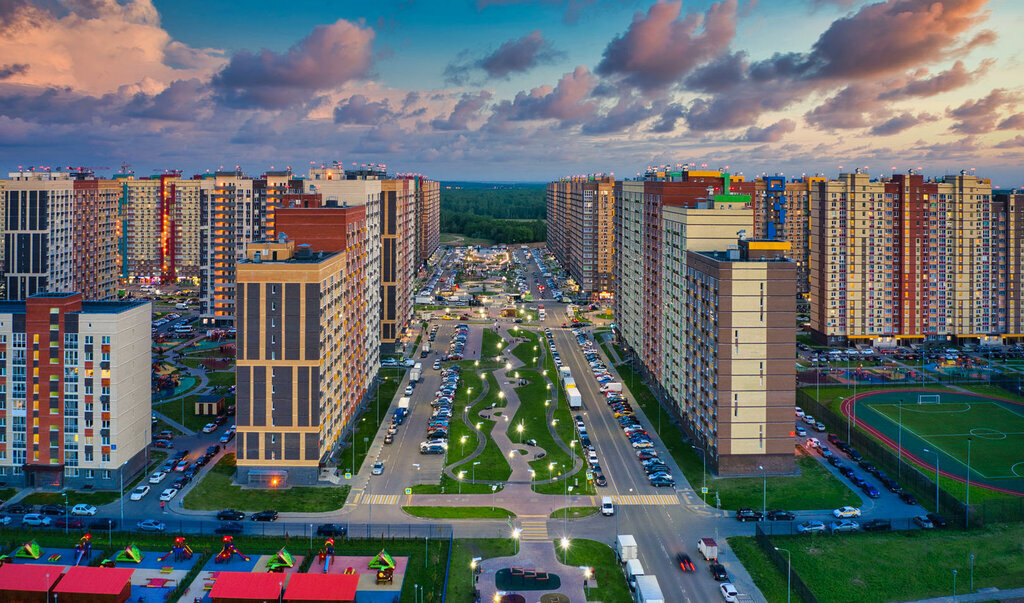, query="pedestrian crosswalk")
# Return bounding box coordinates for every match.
[611,494,680,506]
[357,494,399,505]
[518,516,549,541]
